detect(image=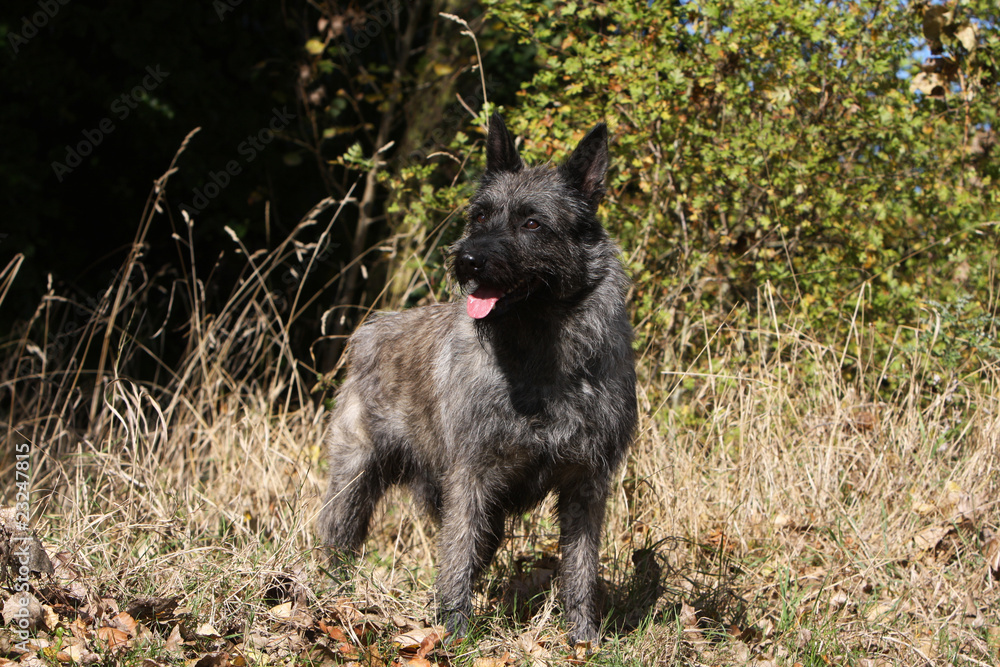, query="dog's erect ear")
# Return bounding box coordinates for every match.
[485,113,523,174]
[560,123,609,211]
